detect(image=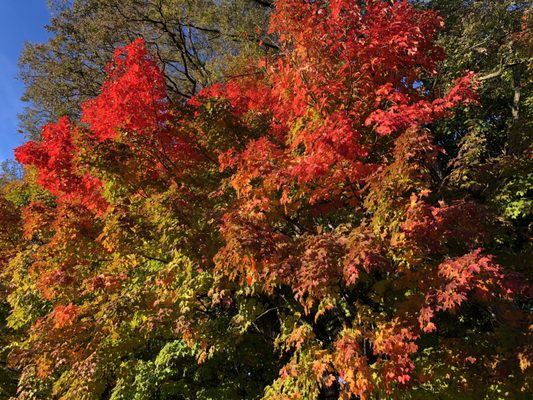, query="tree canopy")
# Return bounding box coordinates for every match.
[1,0,531,399]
